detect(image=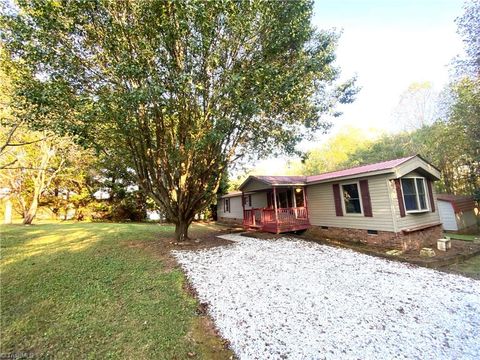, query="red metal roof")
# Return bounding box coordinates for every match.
[306,155,416,183]
[240,155,421,190]
[437,194,476,213]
